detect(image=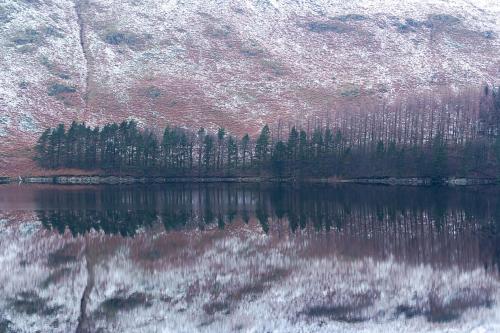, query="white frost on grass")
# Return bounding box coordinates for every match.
[0,0,499,150]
